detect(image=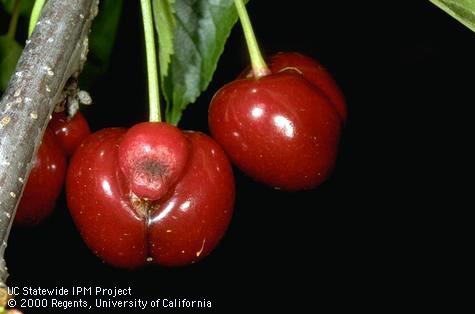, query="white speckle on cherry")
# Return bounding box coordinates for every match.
[196,238,206,257]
